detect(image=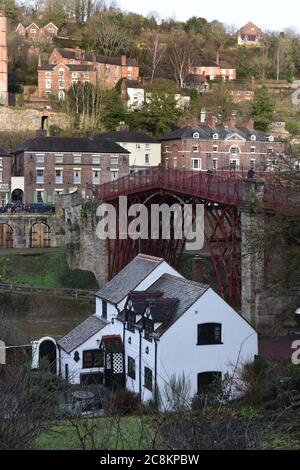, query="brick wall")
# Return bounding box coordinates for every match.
[38,65,98,98]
